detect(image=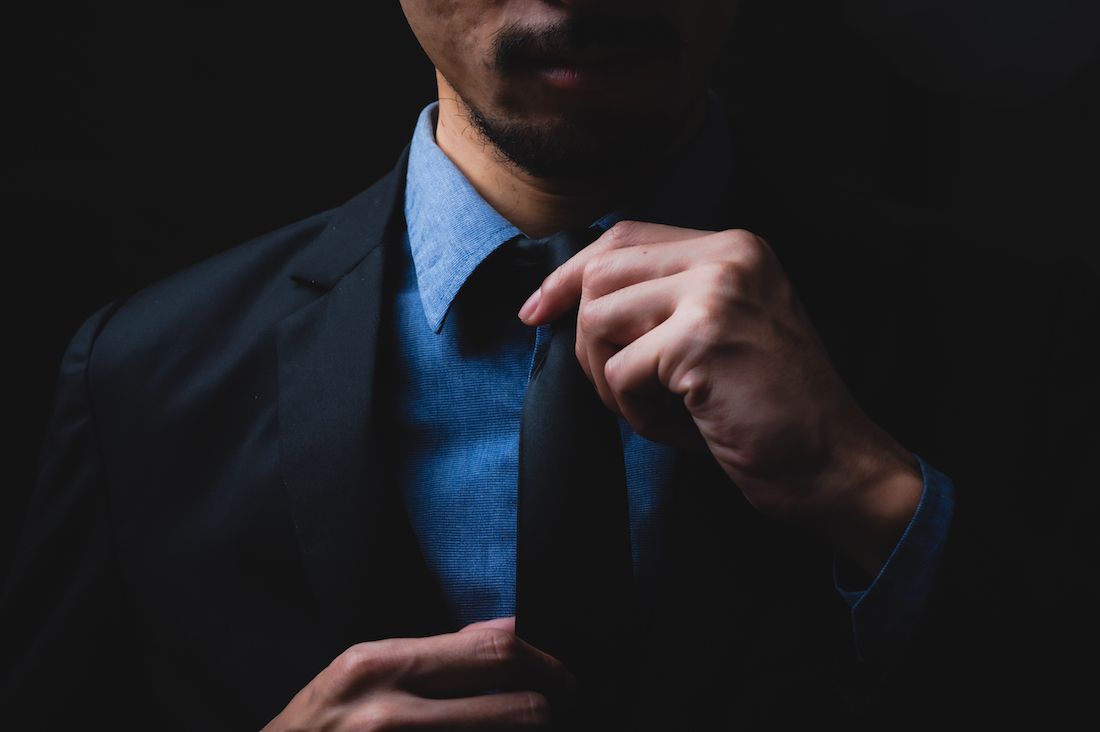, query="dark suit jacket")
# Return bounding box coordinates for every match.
[2,145,1097,730]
